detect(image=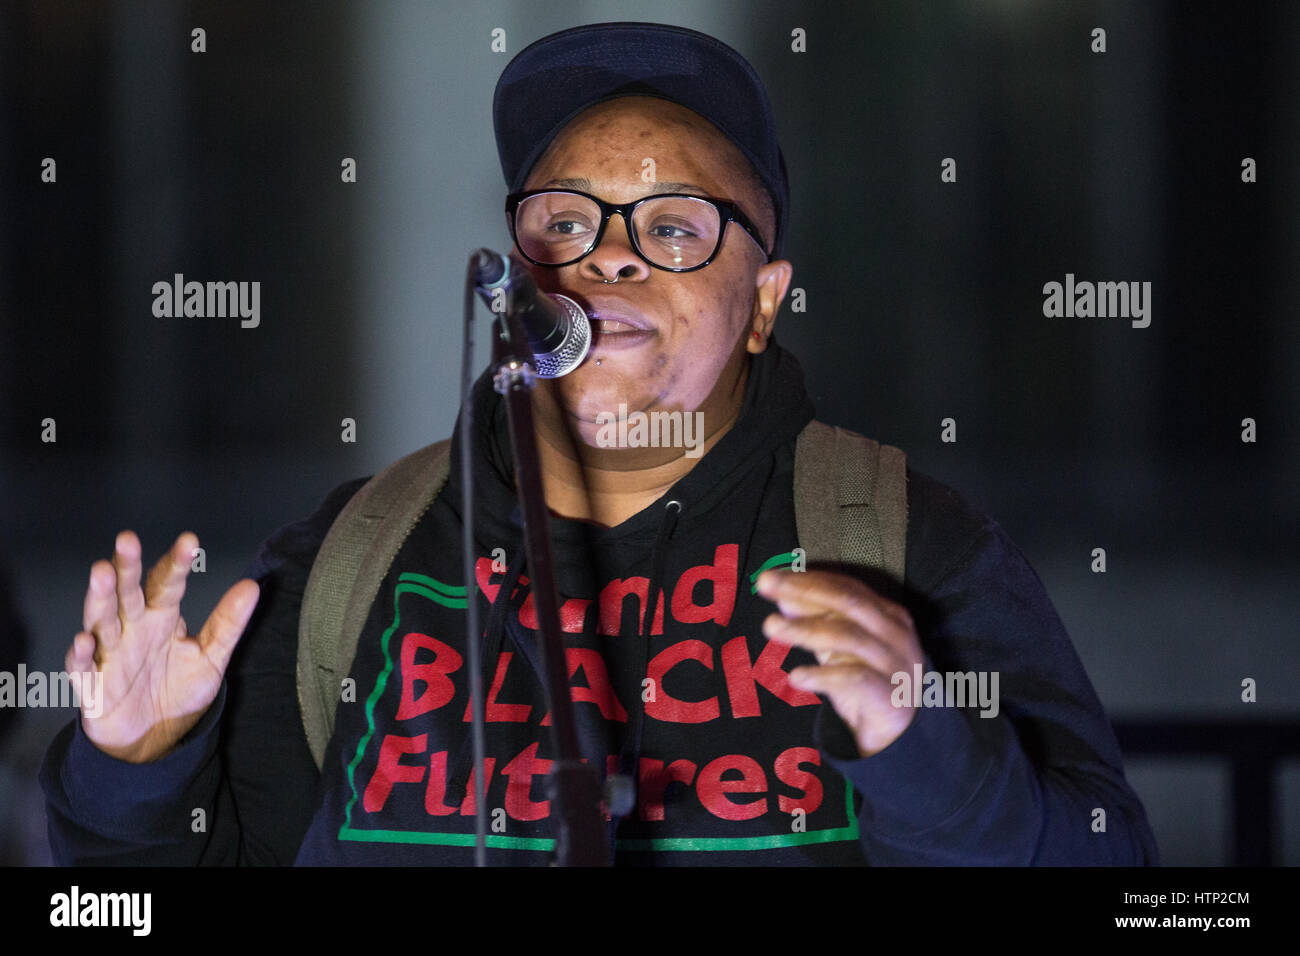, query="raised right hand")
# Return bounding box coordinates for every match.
[66,530,260,763]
